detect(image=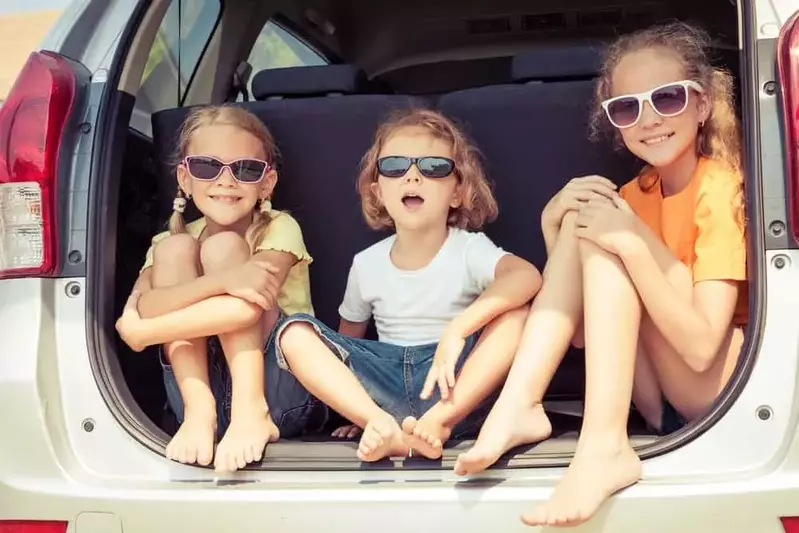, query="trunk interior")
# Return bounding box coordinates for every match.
[102,0,746,469]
